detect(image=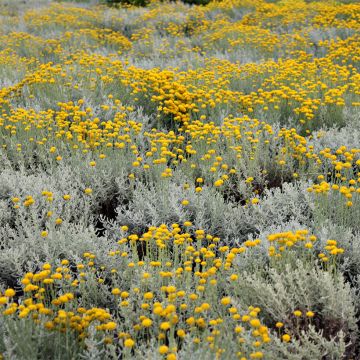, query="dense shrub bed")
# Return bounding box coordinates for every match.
[0,0,359,358]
